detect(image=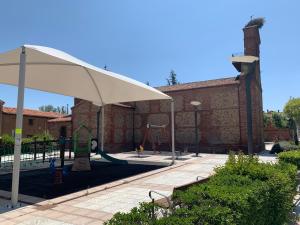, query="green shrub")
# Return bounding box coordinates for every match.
[104,202,159,225]
[278,150,300,169]
[105,153,297,225]
[279,141,300,151]
[271,141,300,154]
[0,134,15,145]
[33,132,54,142]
